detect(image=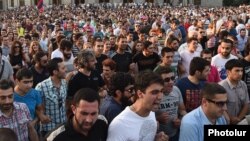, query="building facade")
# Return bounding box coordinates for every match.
[0,0,223,10]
